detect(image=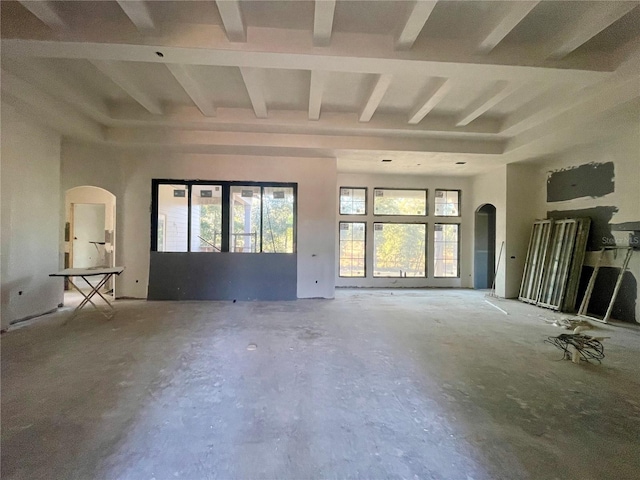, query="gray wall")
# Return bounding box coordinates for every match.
[148,253,297,301]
